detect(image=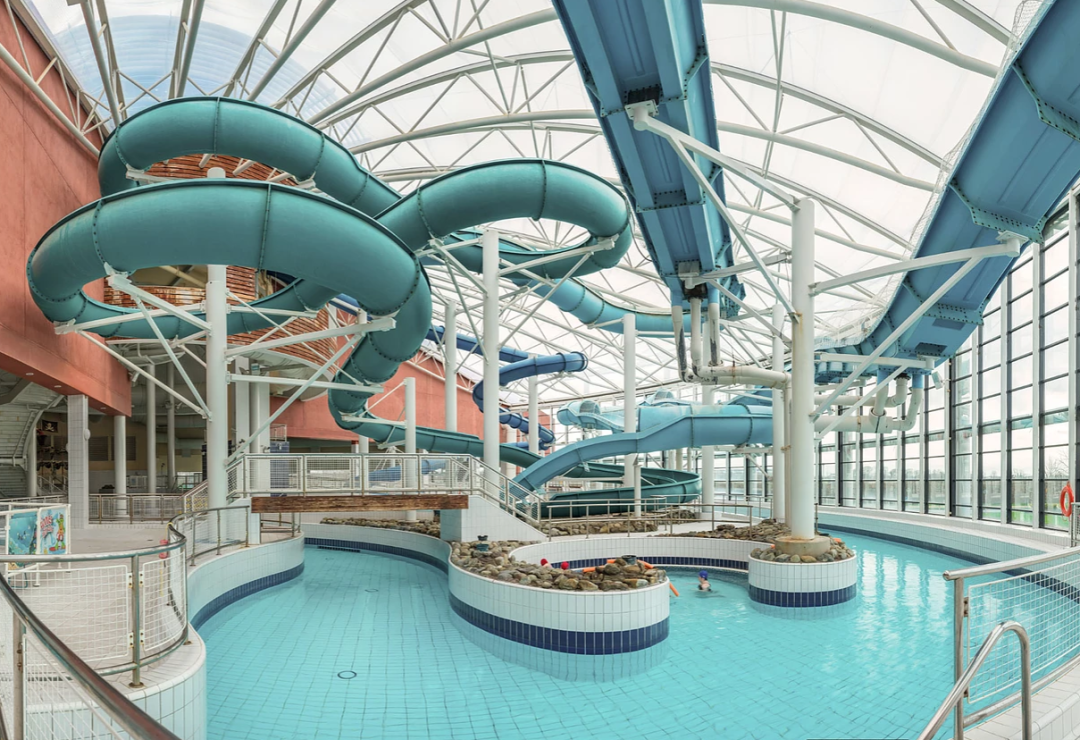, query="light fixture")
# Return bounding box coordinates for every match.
[25,372,33,376]
[475,534,489,554]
